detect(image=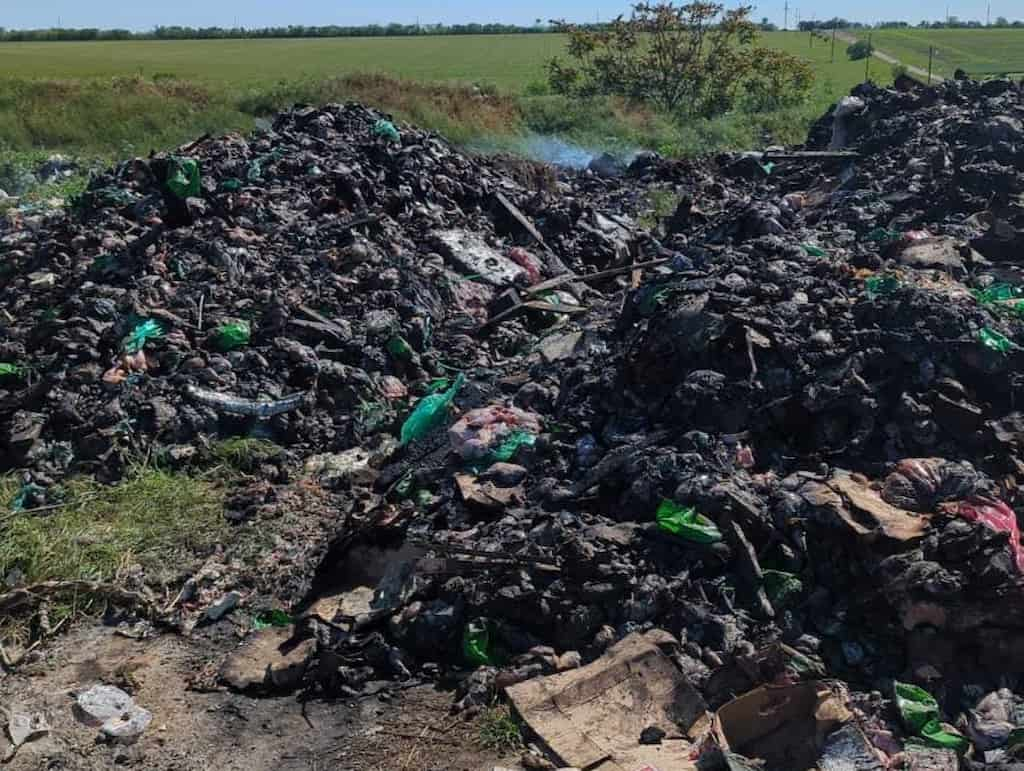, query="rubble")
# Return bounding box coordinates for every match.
[3,76,1024,769]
